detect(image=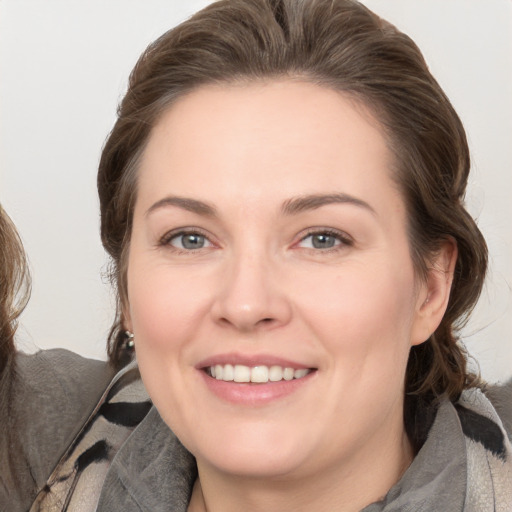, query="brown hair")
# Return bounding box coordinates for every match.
[98,0,487,410]
[0,205,30,375]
